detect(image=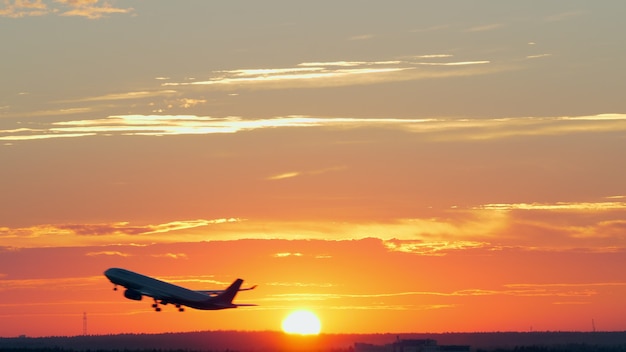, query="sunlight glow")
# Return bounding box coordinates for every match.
[281,310,321,335]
